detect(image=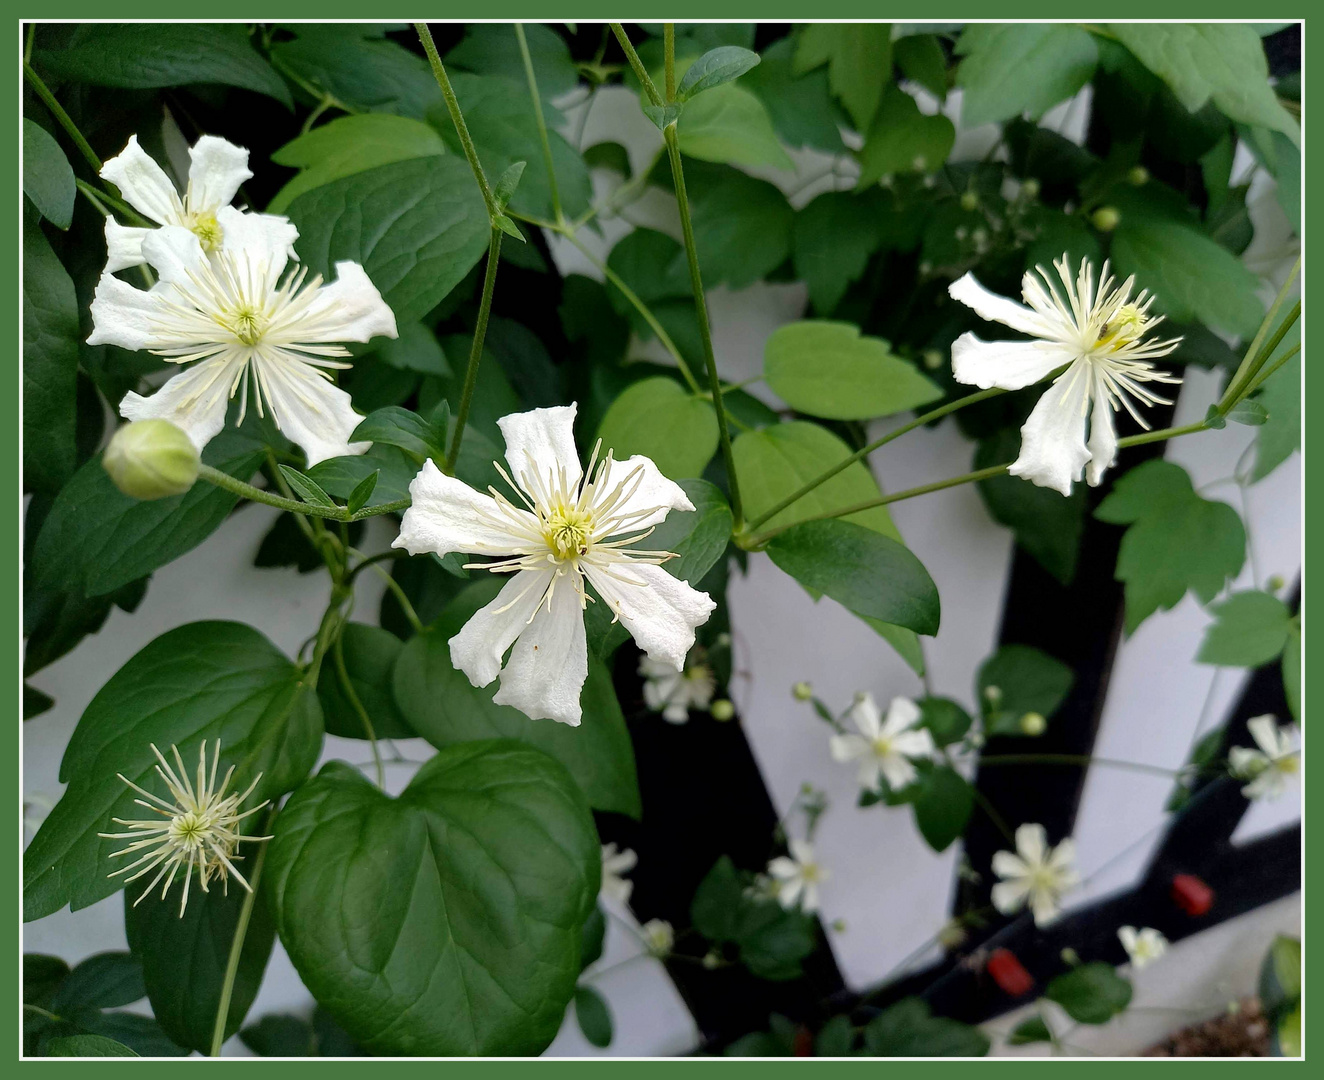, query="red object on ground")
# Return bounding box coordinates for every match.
[1171,873,1215,916]
[987,948,1035,996]
[792,1025,814,1057]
